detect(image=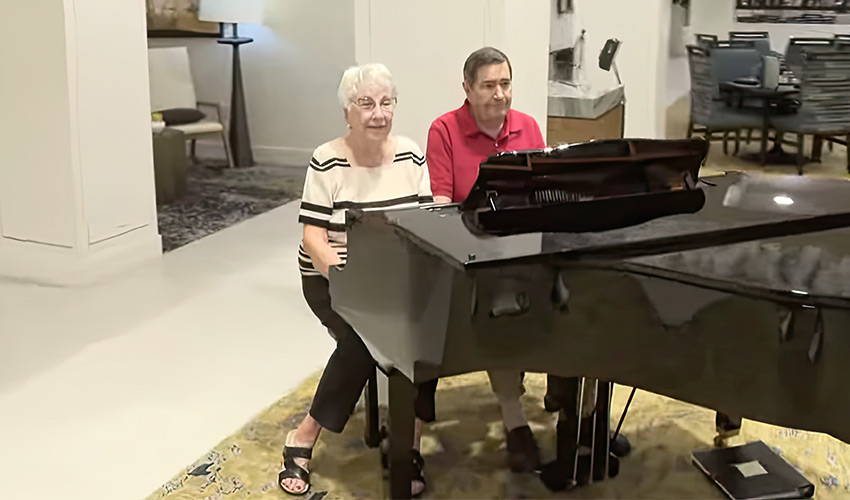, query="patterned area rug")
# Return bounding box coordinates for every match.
[146,372,850,500]
[157,164,305,251]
